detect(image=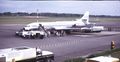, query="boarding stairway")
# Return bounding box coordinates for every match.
[38,24,50,37]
